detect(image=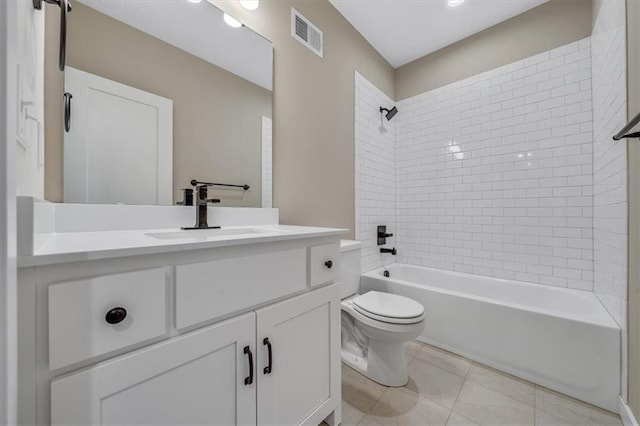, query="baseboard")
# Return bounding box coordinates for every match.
[620,396,640,426]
